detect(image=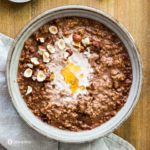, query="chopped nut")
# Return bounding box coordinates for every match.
[63,49,73,60]
[25,86,32,95]
[39,37,45,43]
[84,48,91,57]
[43,51,50,63]
[29,46,36,53]
[49,25,58,34]
[38,45,46,55]
[39,45,46,51]
[47,44,56,53]
[23,68,32,78]
[56,39,66,50]
[37,70,46,82]
[31,57,39,65]
[63,51,70,60]
[66,49,73,56]
[27,63,33,68]
[82,37,90,46]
